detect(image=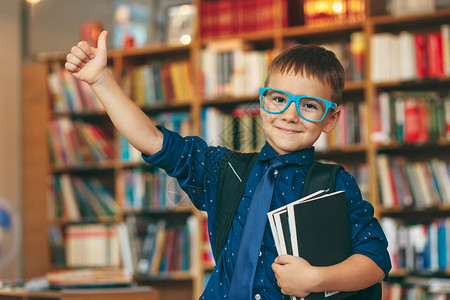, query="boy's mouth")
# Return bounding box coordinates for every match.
[276,126,301,135]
